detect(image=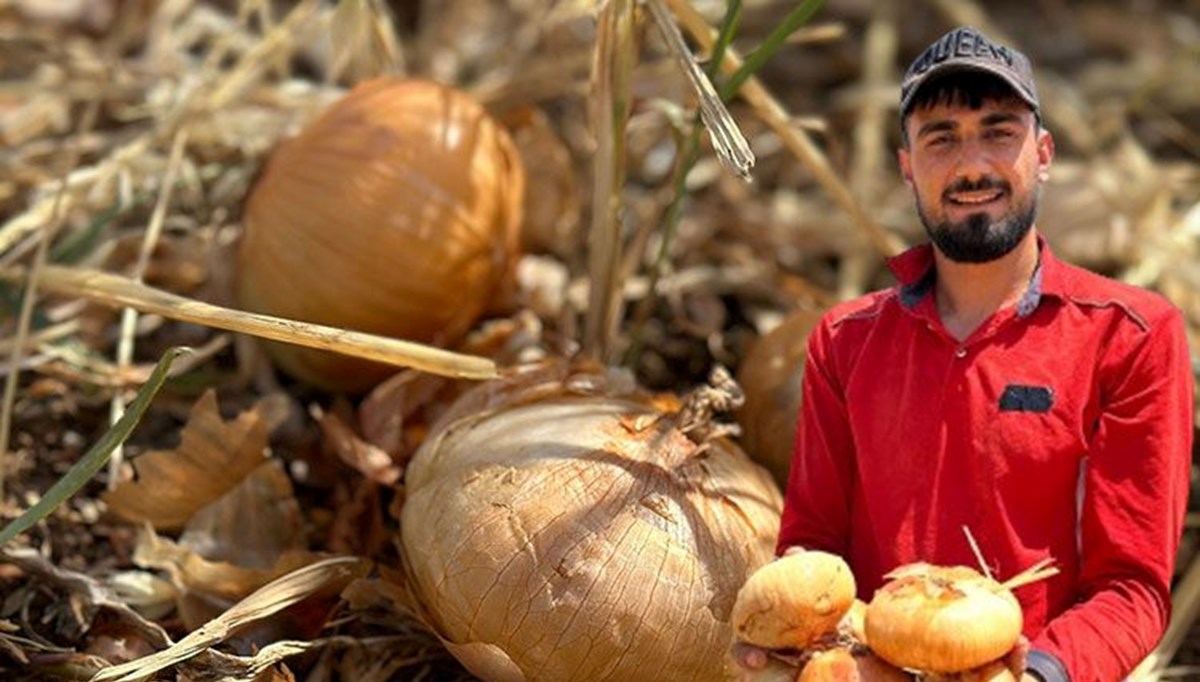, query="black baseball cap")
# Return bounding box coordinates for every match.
[900,26,1040,120]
